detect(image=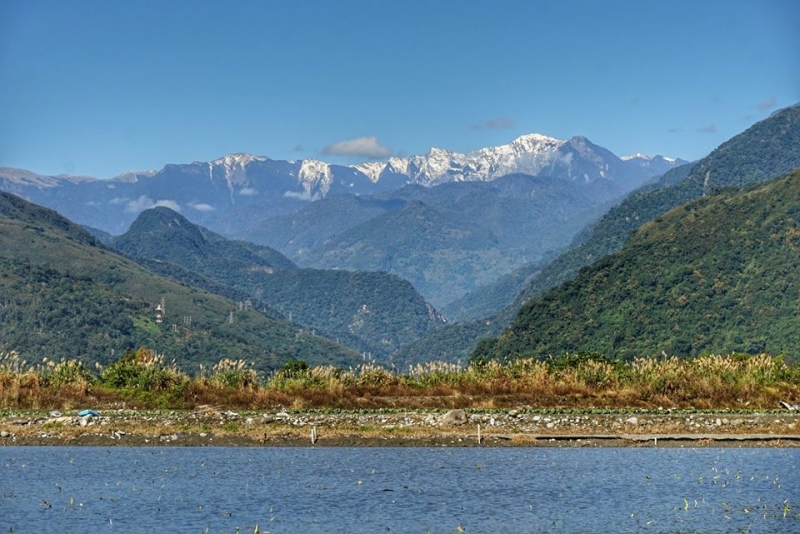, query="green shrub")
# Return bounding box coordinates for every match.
[99,348,186,391]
